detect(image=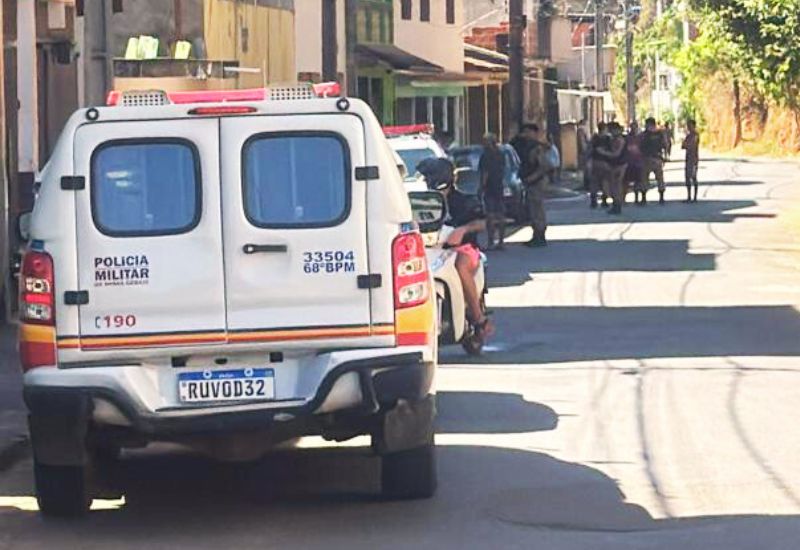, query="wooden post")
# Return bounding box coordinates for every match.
[344,0,358,96]
[508,0,524,134]
[321,0,338,82]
